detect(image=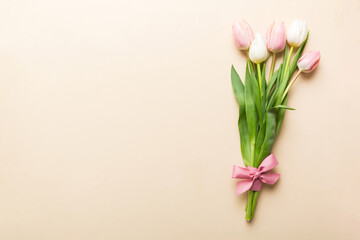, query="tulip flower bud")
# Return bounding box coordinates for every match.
[287,19,308,47]
[297,51,320,73]
[266,21,286,53]
[233,19,254,50]
[249,33,268,64]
